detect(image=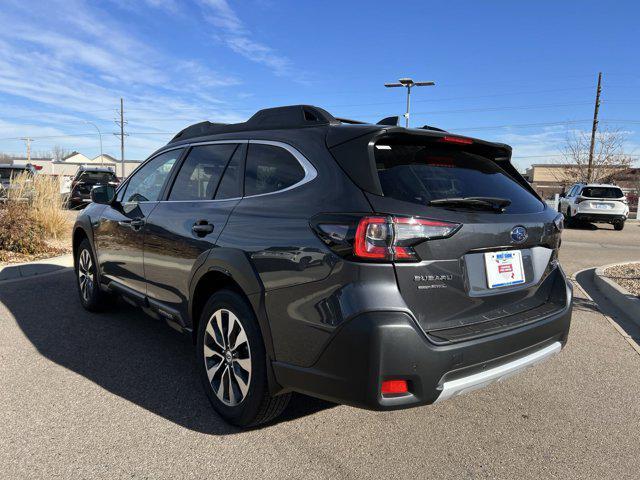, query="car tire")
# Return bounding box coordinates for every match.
[565,207,574,227]
[613,220,625,231]
[76,239,109,311]
[197,289,290,427]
